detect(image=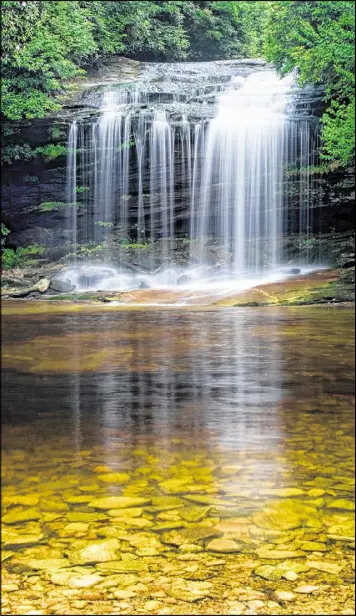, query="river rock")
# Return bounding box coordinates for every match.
[274,590,296,602]
[254,565,283,581]
[166,579,213,602]
[206,539,241,553]
[283,570,299,581]
[107,507,144,517]
[2,528,44,548]
[294,585,320,593]
[3,495,39,507]
[96,560,146,573]
[66,512,106,522]
[161,526,219,546]
[306,560,344,574]
[298,541,328,552]
[67,574,103,588]
[15,558,69,571]
[327,499,355,511]
[180,506,212,522]
[96,472,130,483]
[88,496,151,509]
[252,500,320,531]
[257,549,305,559]
[69,539,120,564]
[150,496,184,511]
[34,278,50,293]
[49,278,76,293]
[2,507,41,524]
